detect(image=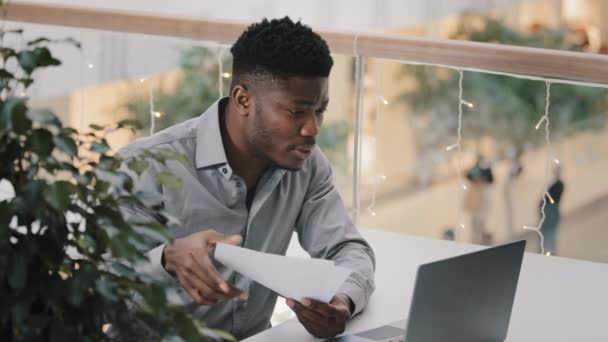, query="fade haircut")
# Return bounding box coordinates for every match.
[230,16,333,89]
